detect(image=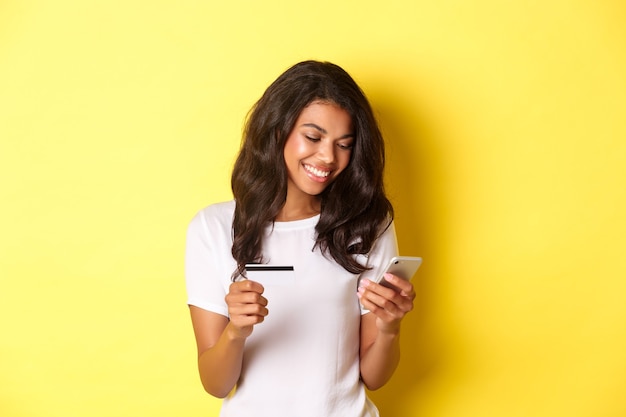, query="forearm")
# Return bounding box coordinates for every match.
[197,322,246,398]
[359,330,401,391]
